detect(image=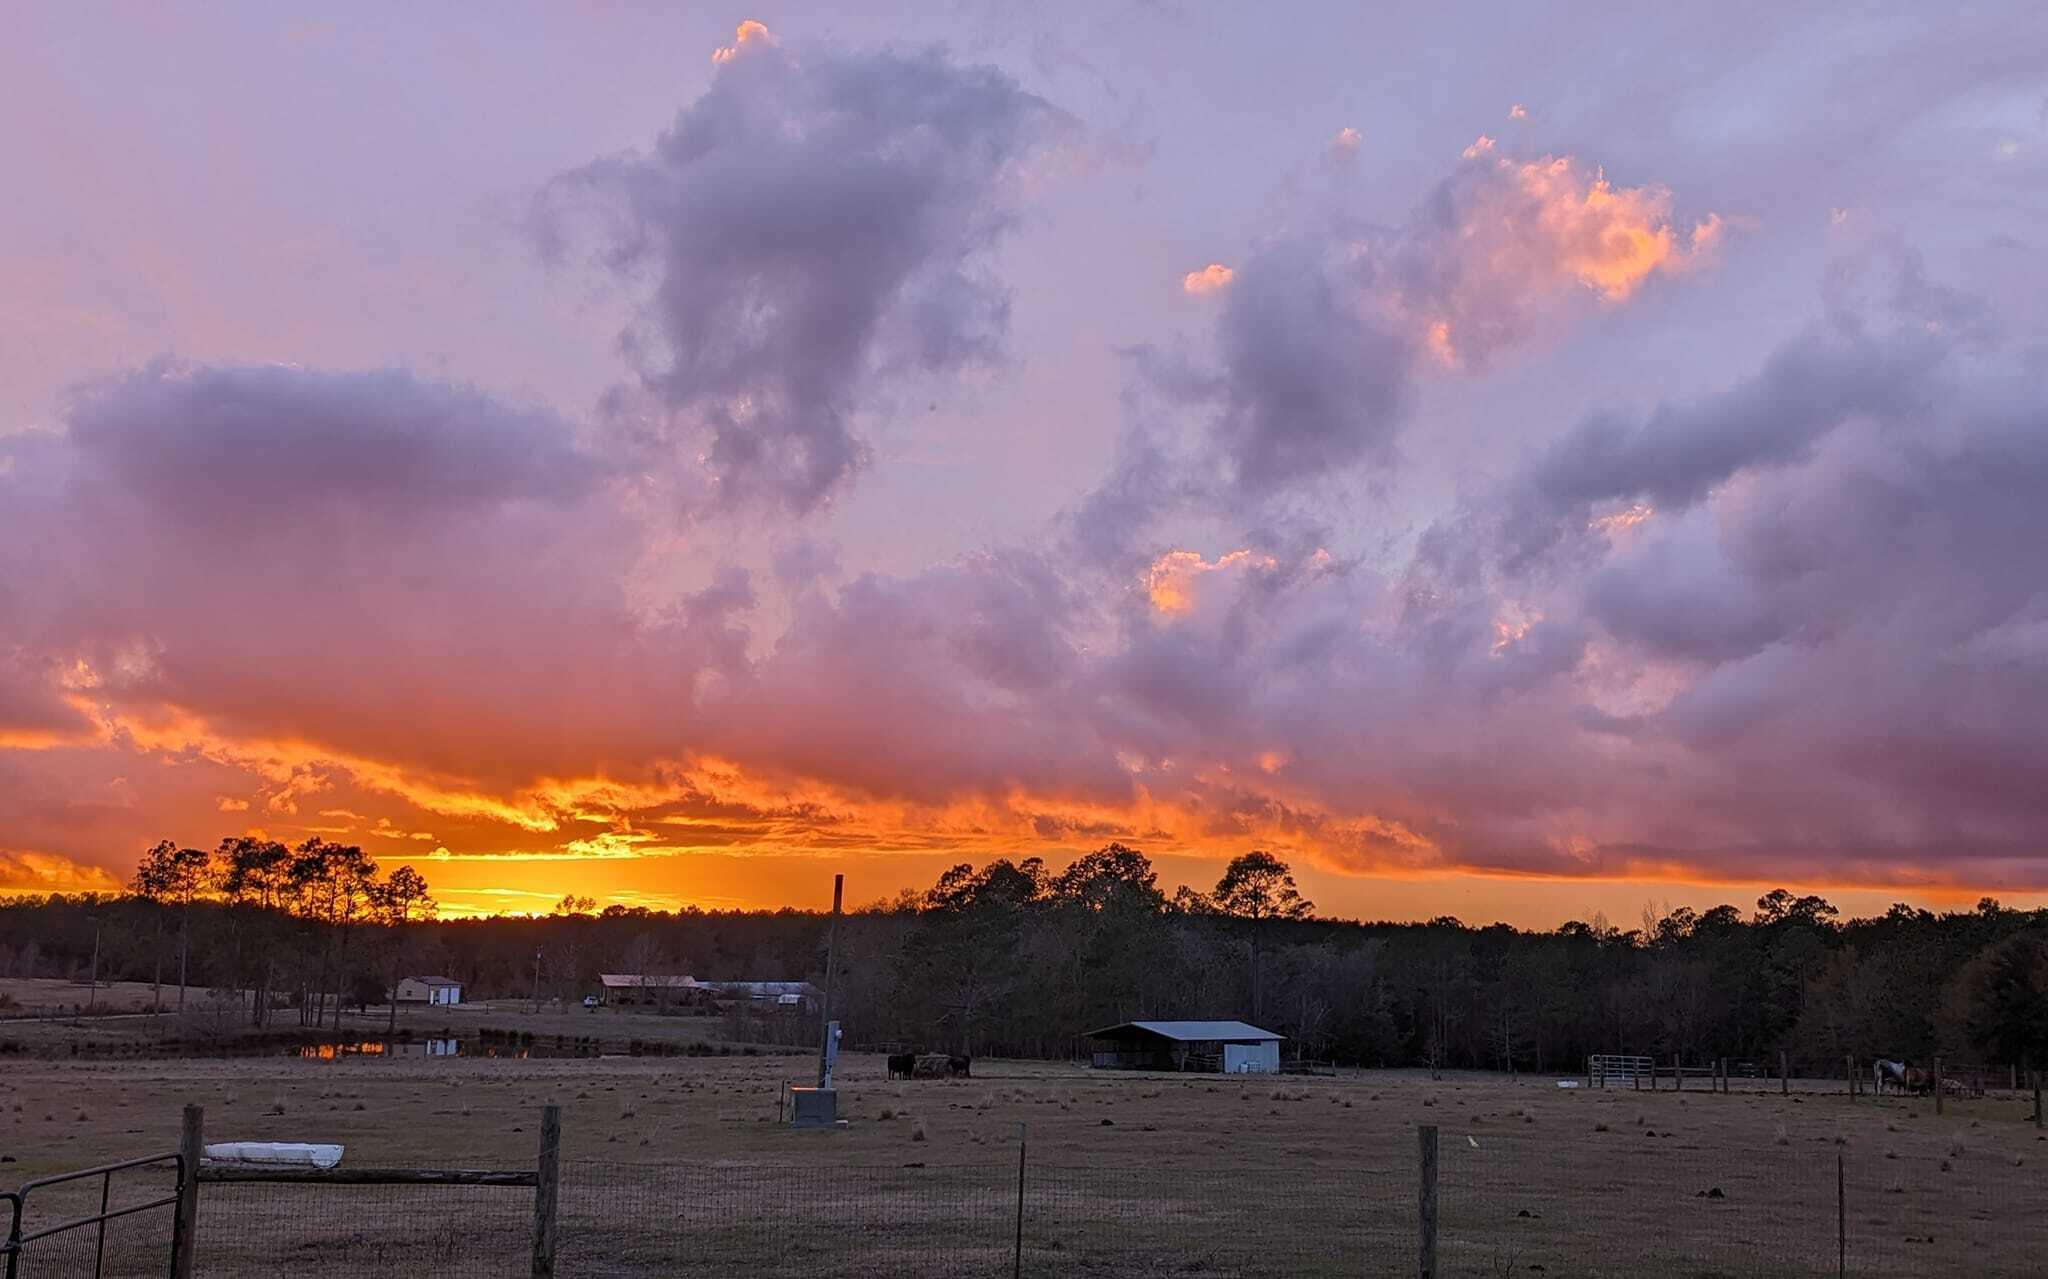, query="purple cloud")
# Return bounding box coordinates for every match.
[541,23,1065,513]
